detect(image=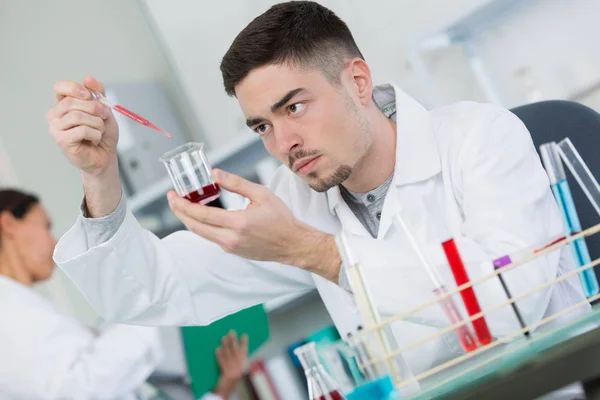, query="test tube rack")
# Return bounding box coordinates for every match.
[344,223,600,397]
[340,138,600,398]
